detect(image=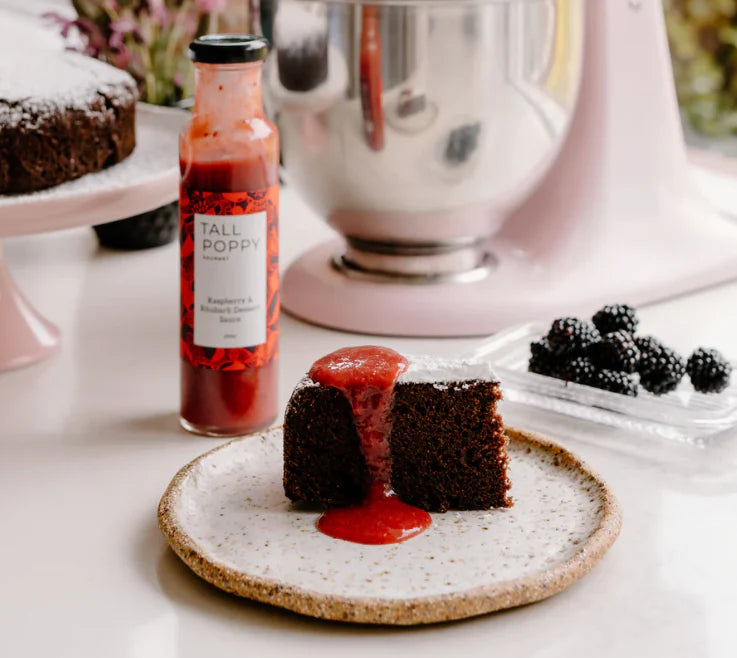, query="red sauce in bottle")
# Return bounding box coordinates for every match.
[309,346,432,544]
[179,38,279,437]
